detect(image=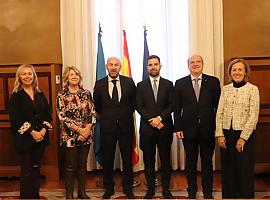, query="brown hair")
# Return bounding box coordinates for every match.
[227,58,250,82]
